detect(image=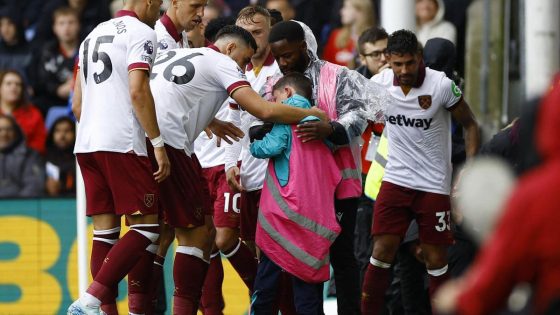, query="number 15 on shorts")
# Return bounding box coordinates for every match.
[435,211,451,232]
